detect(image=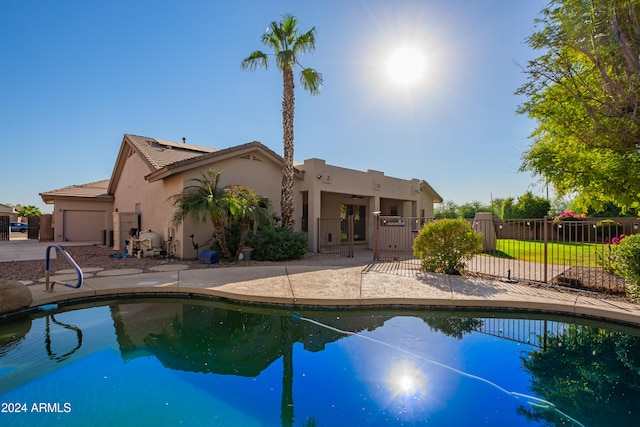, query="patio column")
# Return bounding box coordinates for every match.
[308,189,322,252]
[368,196,380,250]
